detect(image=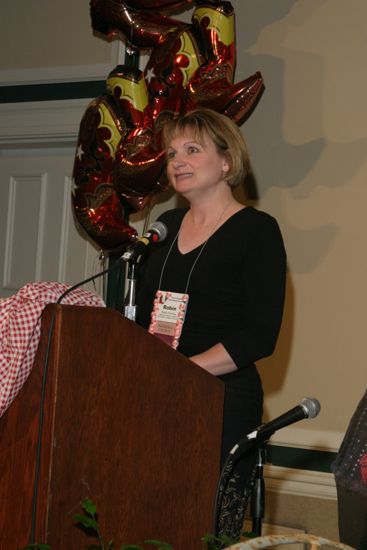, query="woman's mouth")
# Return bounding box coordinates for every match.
[175,172,193,181]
